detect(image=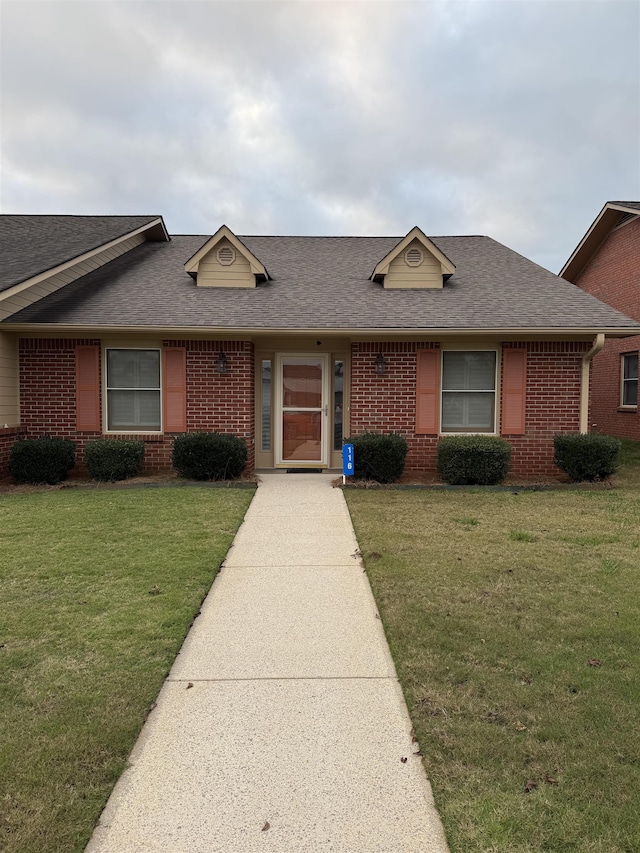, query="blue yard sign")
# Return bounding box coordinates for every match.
[342,443,355,477]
